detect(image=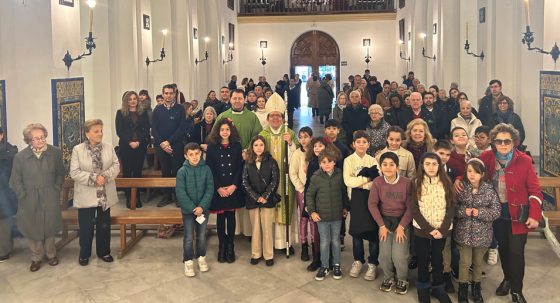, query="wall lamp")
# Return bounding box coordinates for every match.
[195,37,210,65]
[363,38,372,67]
[146,29,168,66]
[62,0,97,70]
